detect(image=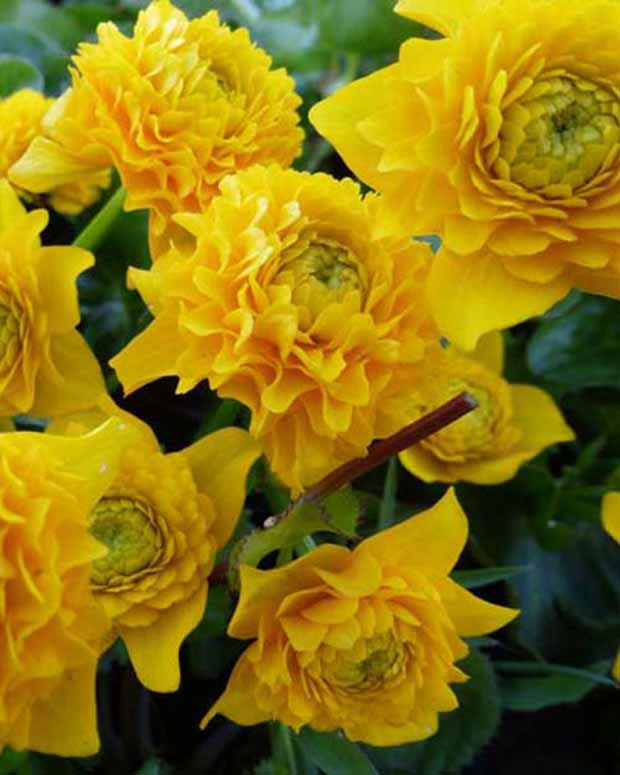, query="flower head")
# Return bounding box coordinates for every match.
[50,403,260,692]
[603,492,620,544]
[0,419,139,755]
[111,166,439,492]
[399,332,574,483]
[11,0,303,255]
[2,89,111,215]
[203,490,518,746]
[311,0,620,349]
[0,180,106,417]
